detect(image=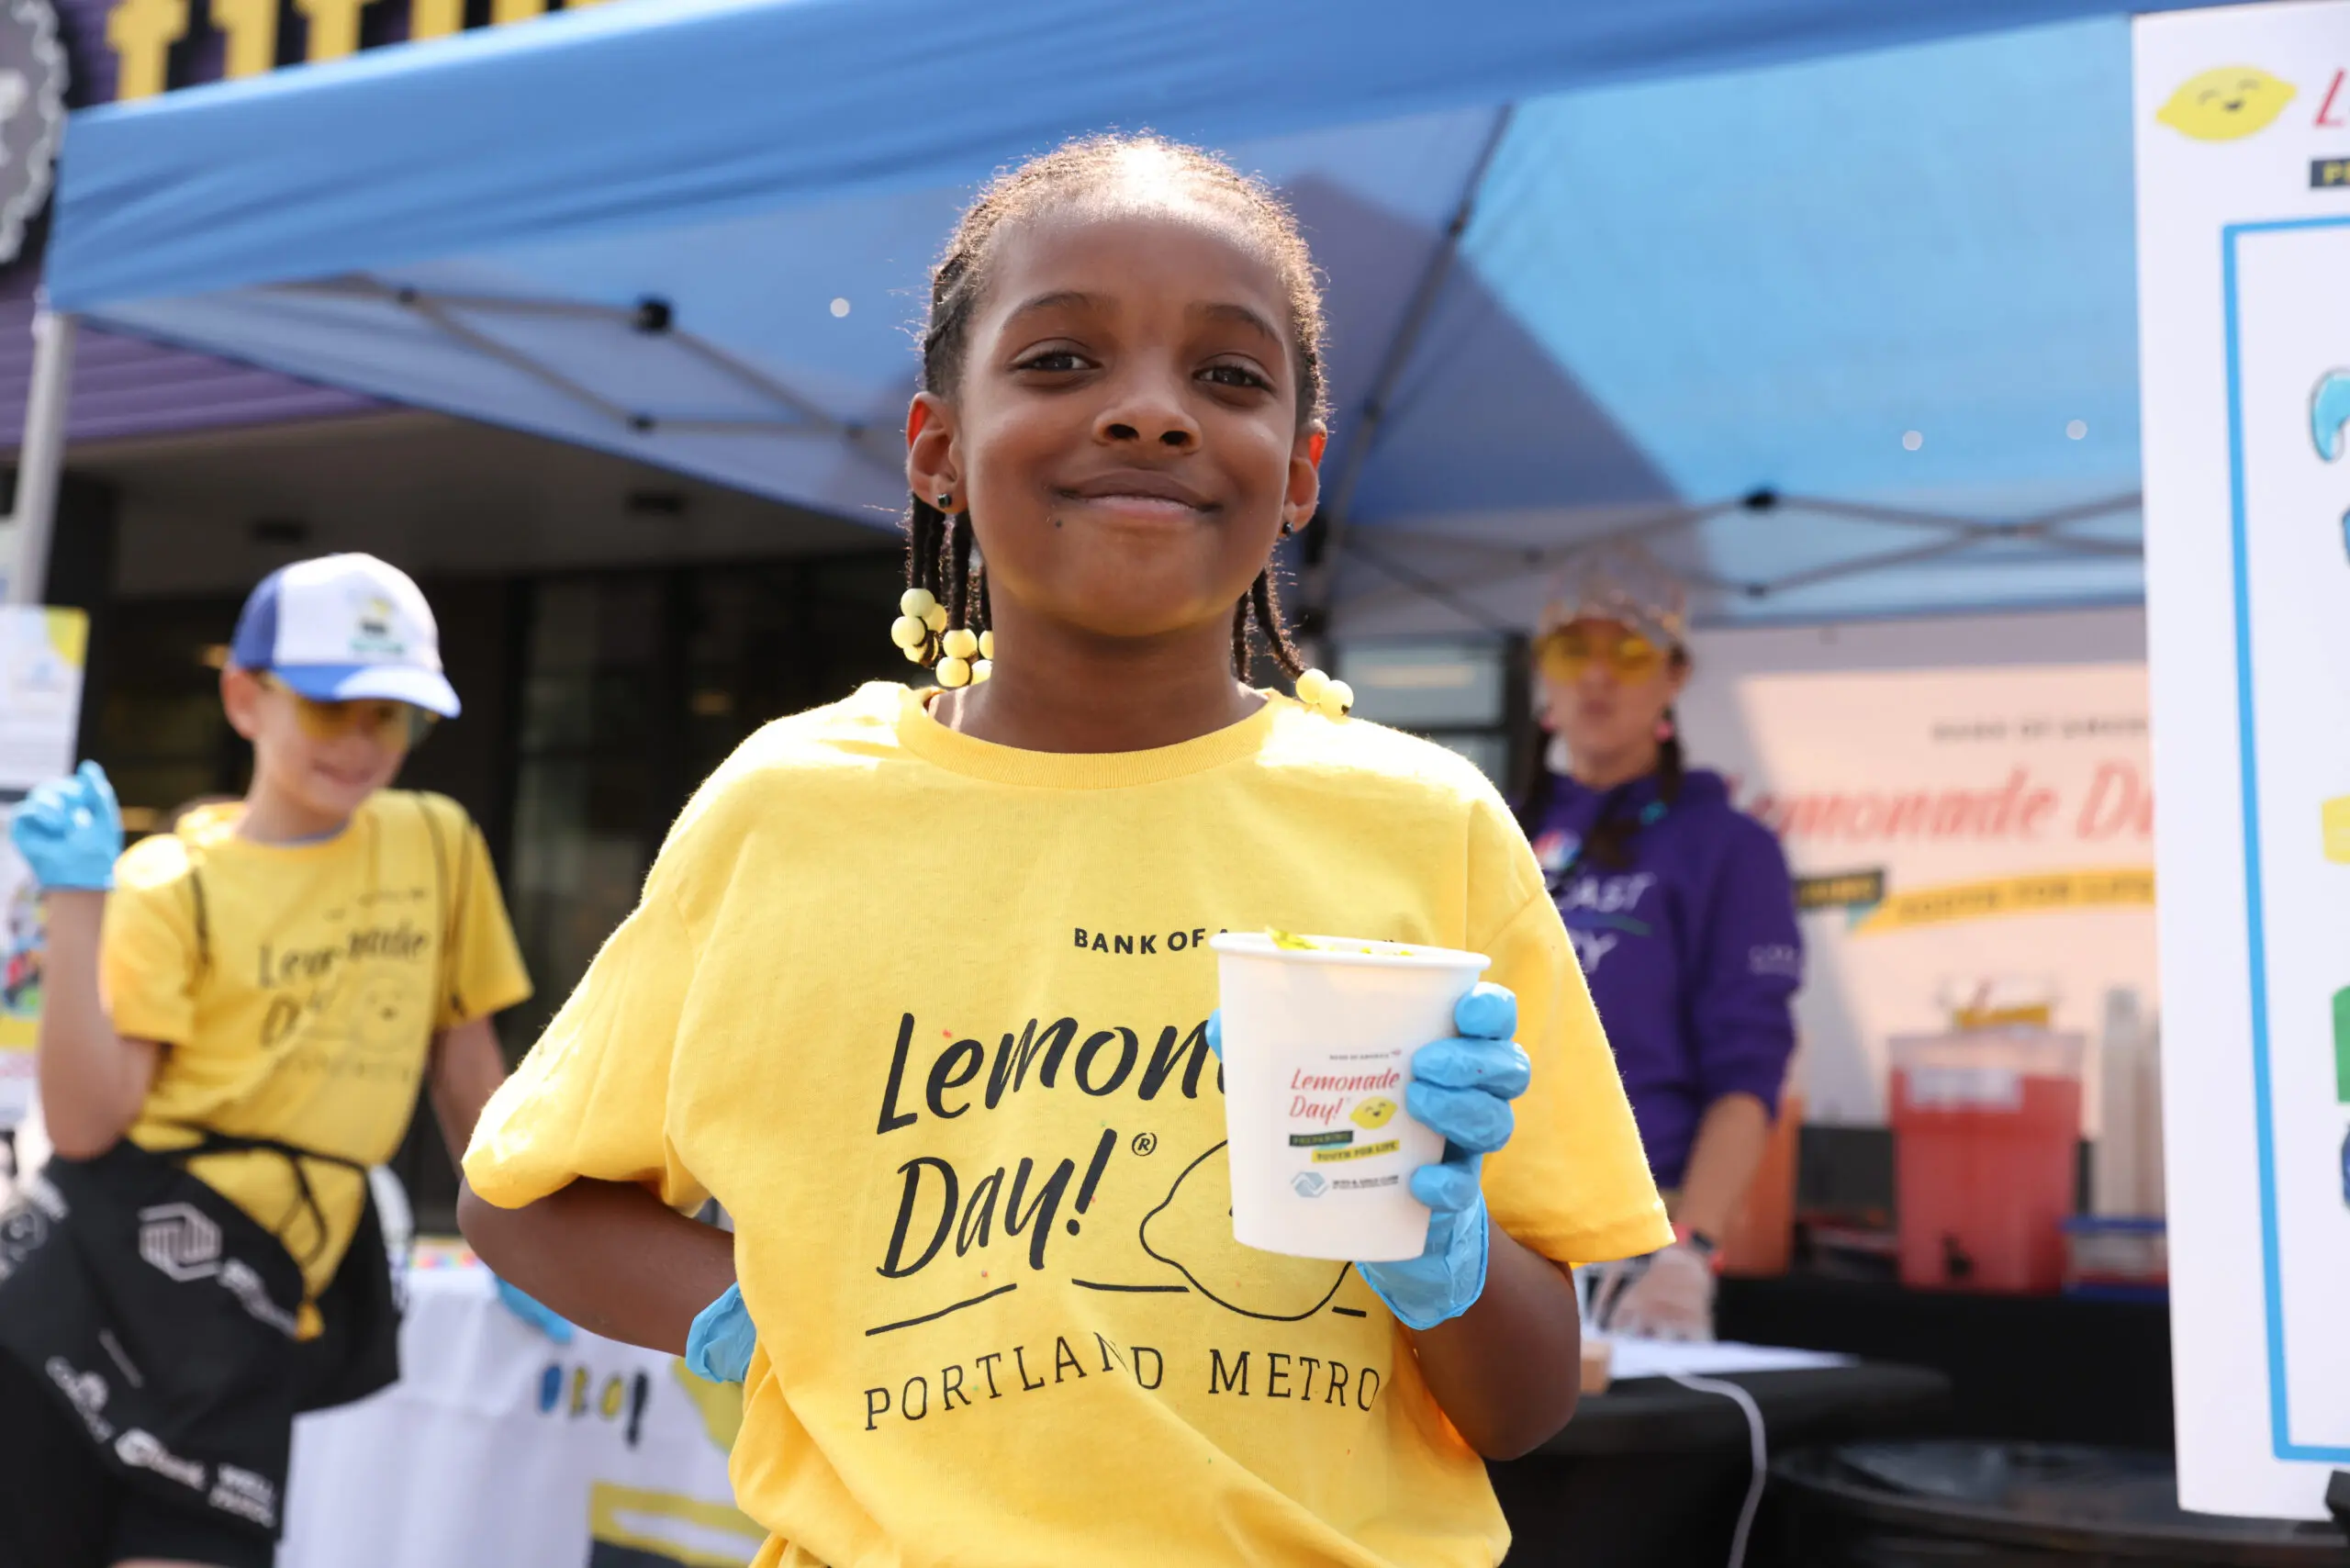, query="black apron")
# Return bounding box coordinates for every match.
[0,1129,401,1541]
